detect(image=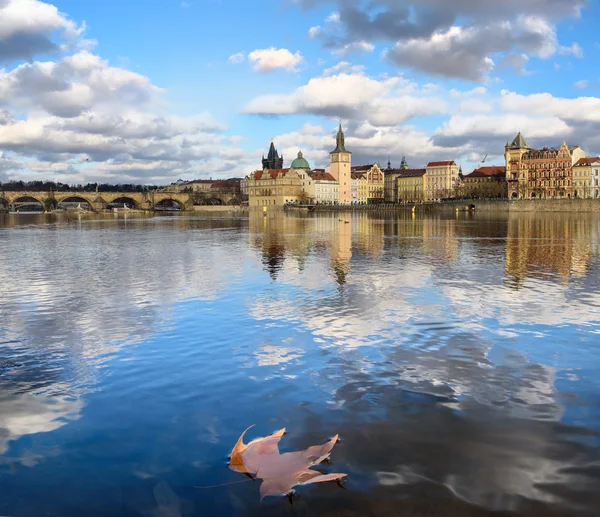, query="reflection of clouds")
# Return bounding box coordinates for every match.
[254,344,304,367]
[0,391,83,455]
[0,216,248,368]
